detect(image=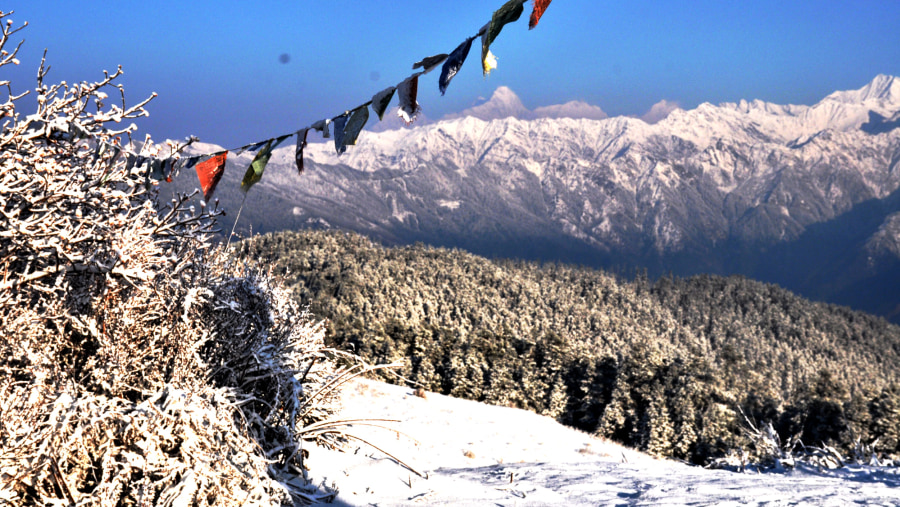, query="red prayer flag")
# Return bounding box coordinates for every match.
[195,152,227,202]
[529,0,552,29]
